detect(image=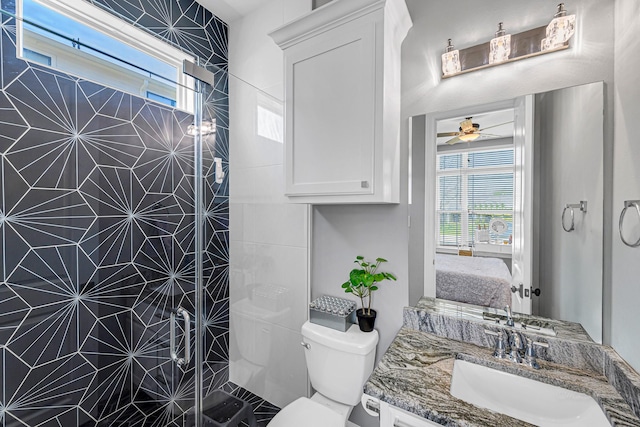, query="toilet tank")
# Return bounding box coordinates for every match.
[301,321,379,406]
